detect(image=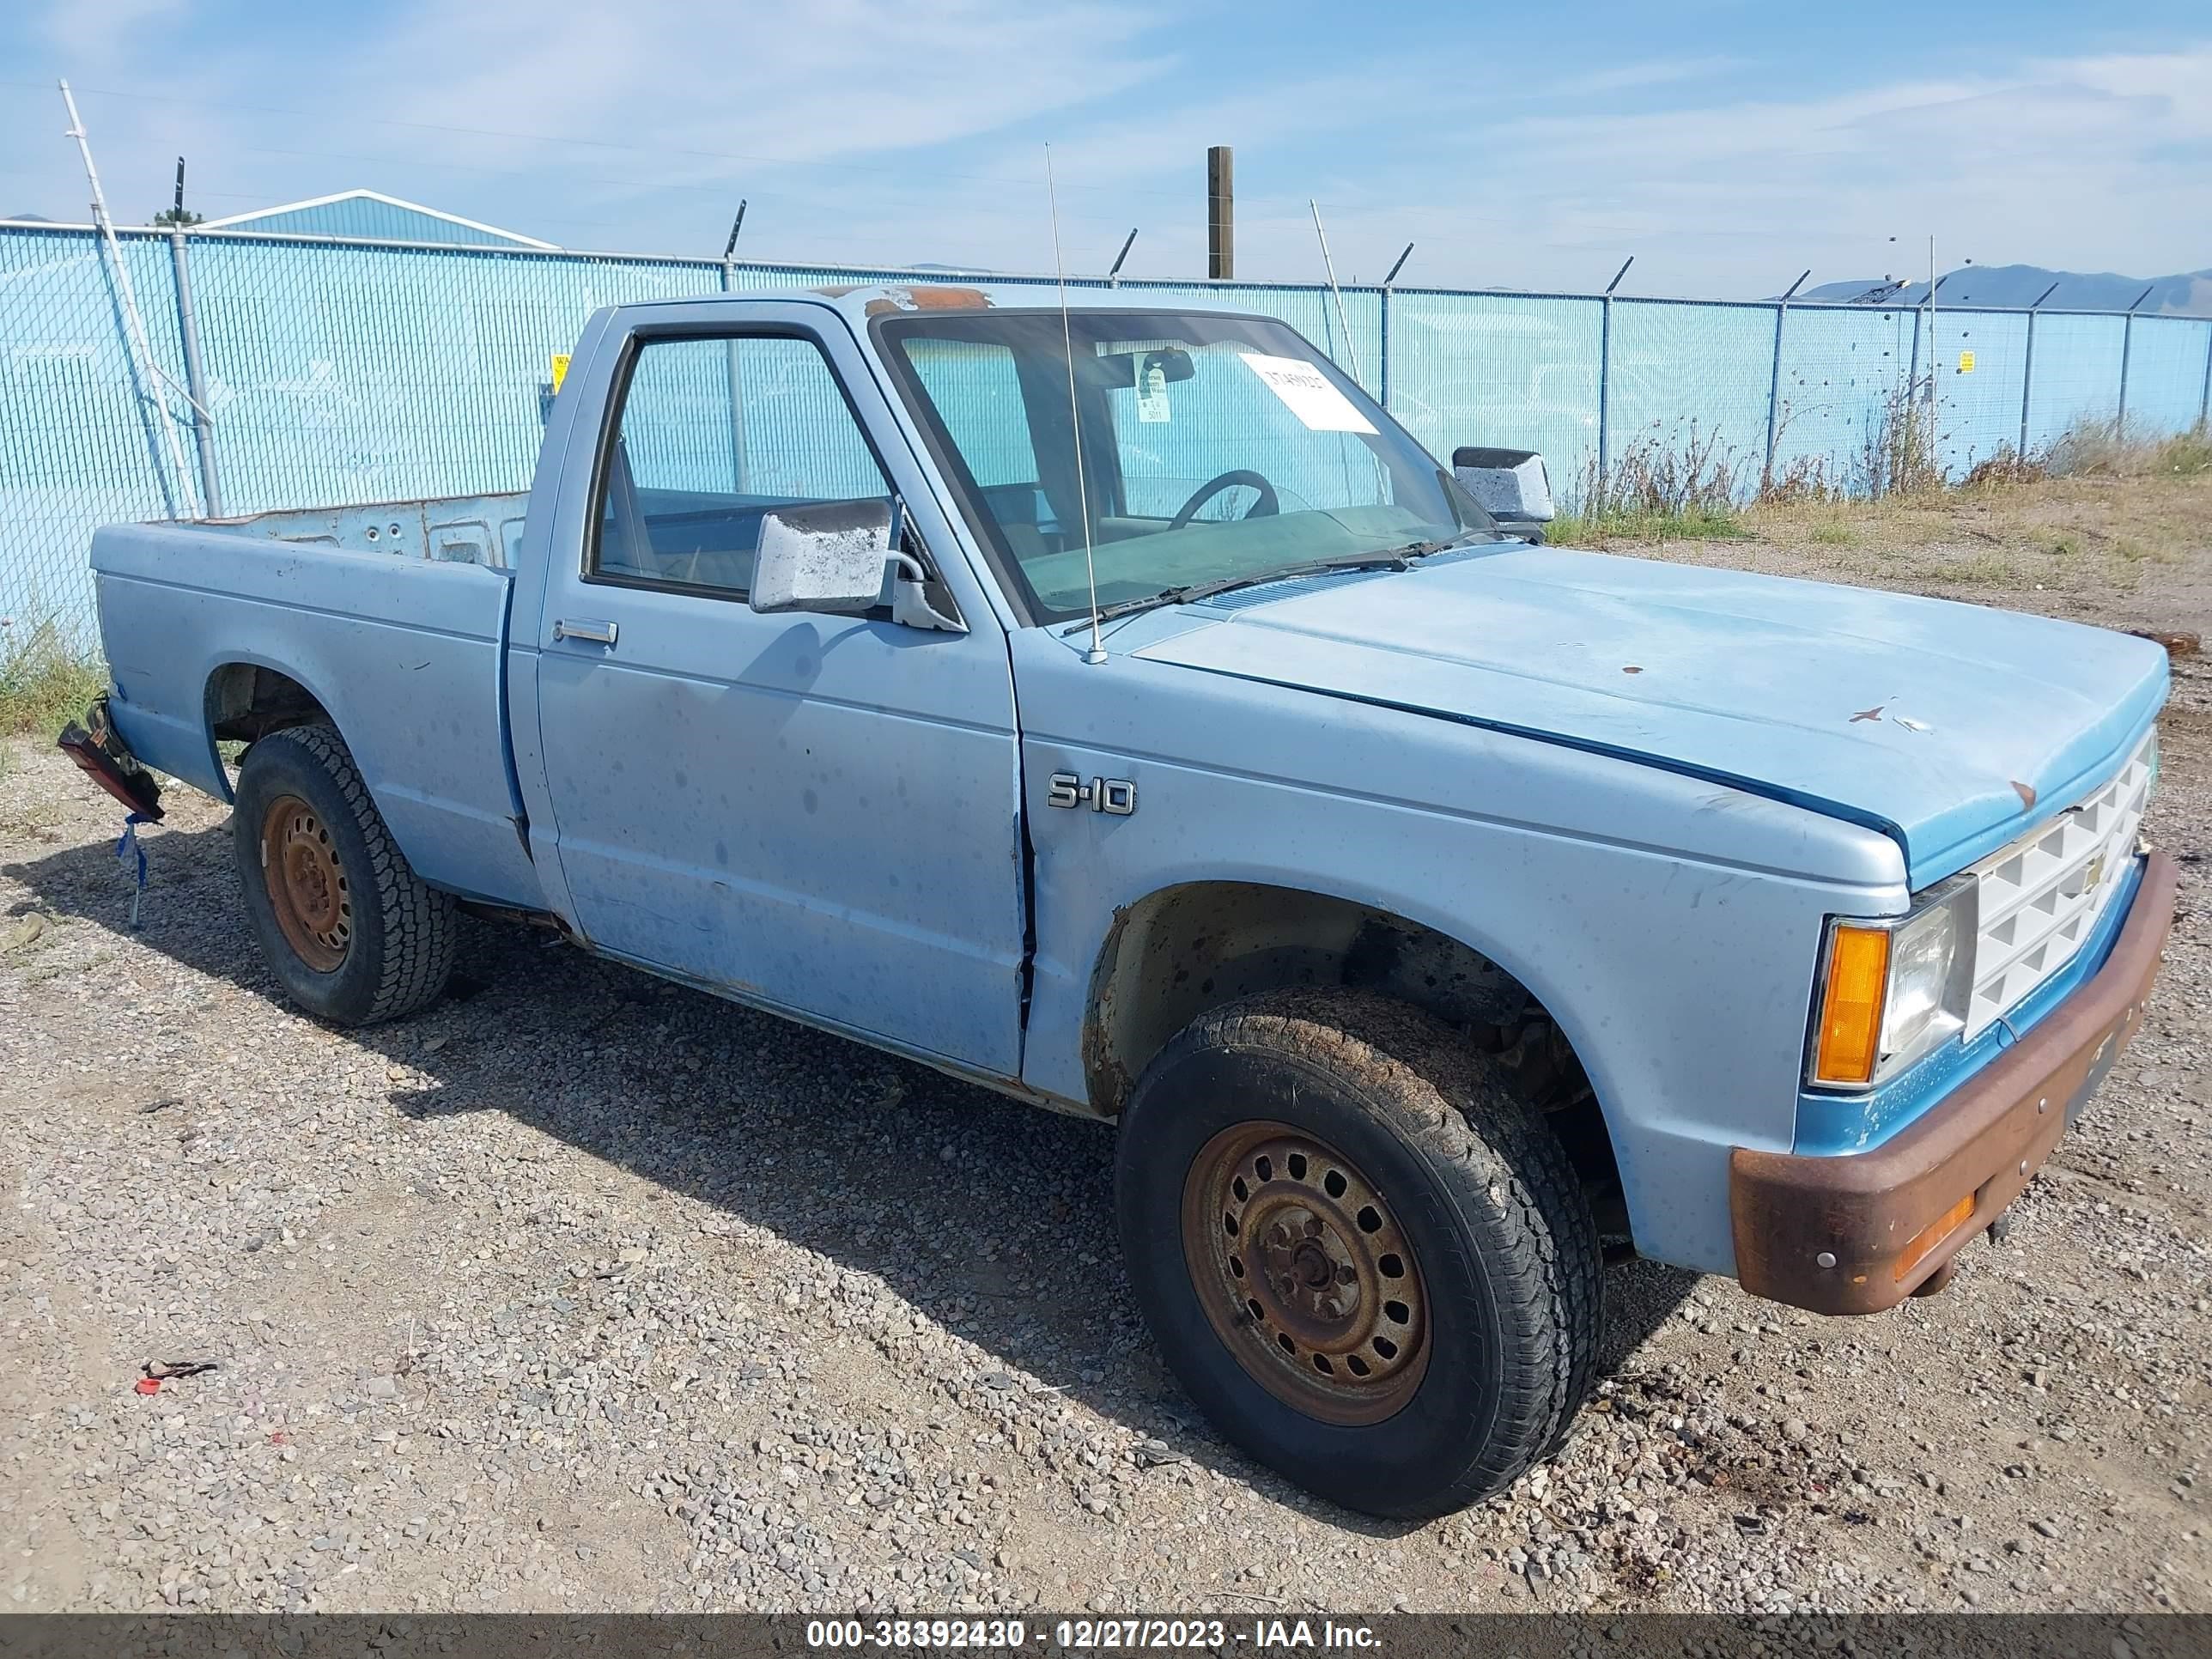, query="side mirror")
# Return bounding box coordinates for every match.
[747,497,968,633]
[1451,447,1555,527]
[749,499,893,616]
